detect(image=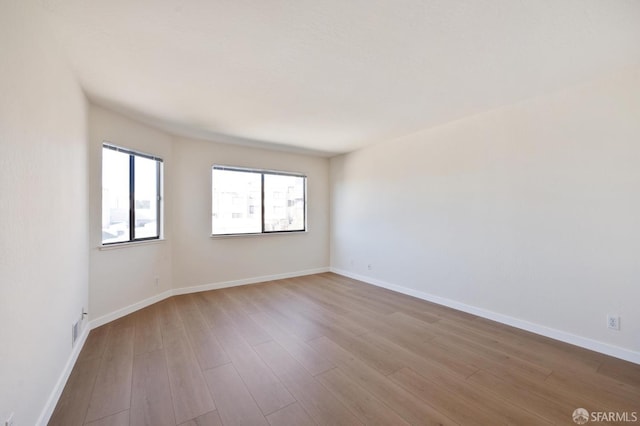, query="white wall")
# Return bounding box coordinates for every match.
[88,107,330,319]
[173,136,330,289]
[330,67,640,361]
[89,105,174,321]
[0,2,89,425]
